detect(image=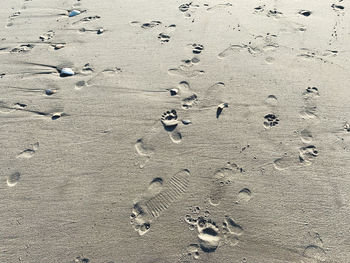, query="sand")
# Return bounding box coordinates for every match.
[0,0,350,262]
